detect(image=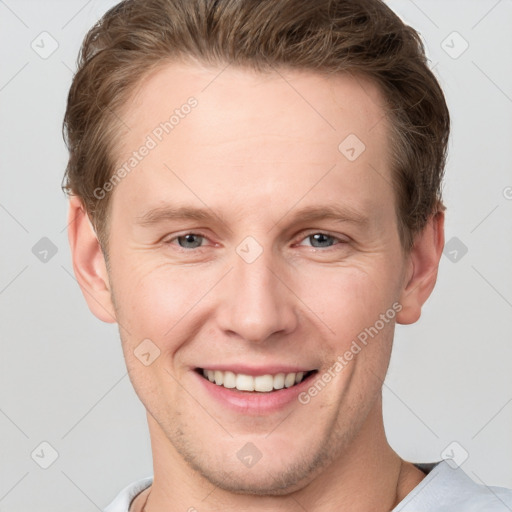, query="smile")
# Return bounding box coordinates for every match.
[197,368,317,393]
